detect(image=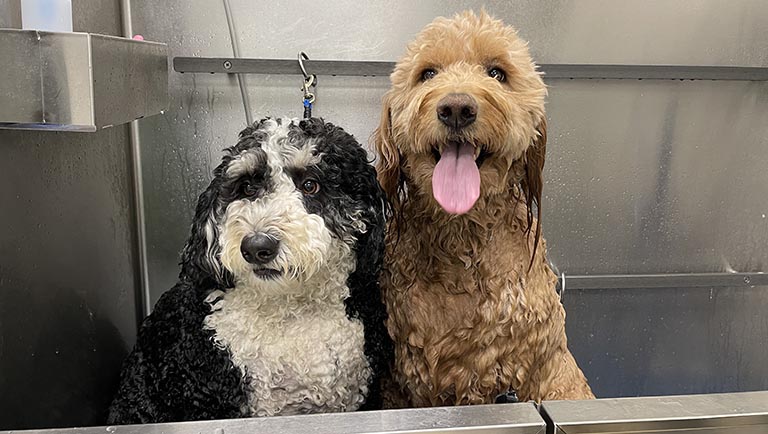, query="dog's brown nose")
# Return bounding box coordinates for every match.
[437,93,478,129]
